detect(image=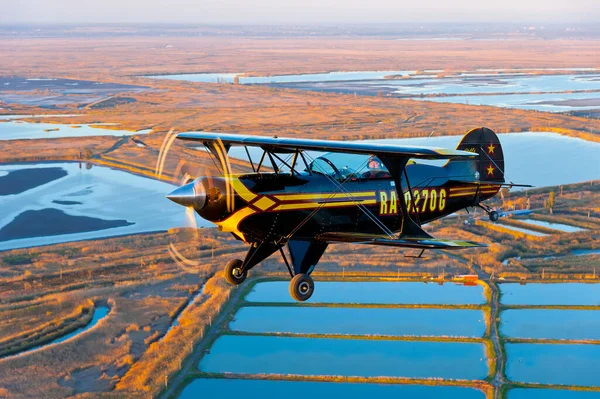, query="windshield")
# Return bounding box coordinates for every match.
[308,152,391,180]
